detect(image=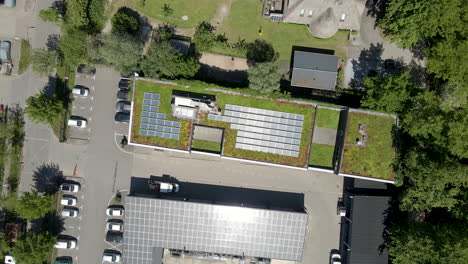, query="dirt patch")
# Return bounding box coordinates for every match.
[210,0,233,27]
[199,52,248,71]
